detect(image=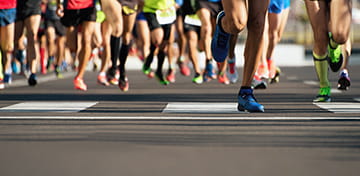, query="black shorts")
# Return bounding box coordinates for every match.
[143,12,173,41]
[196,0,222,18]
[45,19,66,36]
[184,23,201,37]
[60,7,96,27]
[118,0,138,15]
[16,0,42,21]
